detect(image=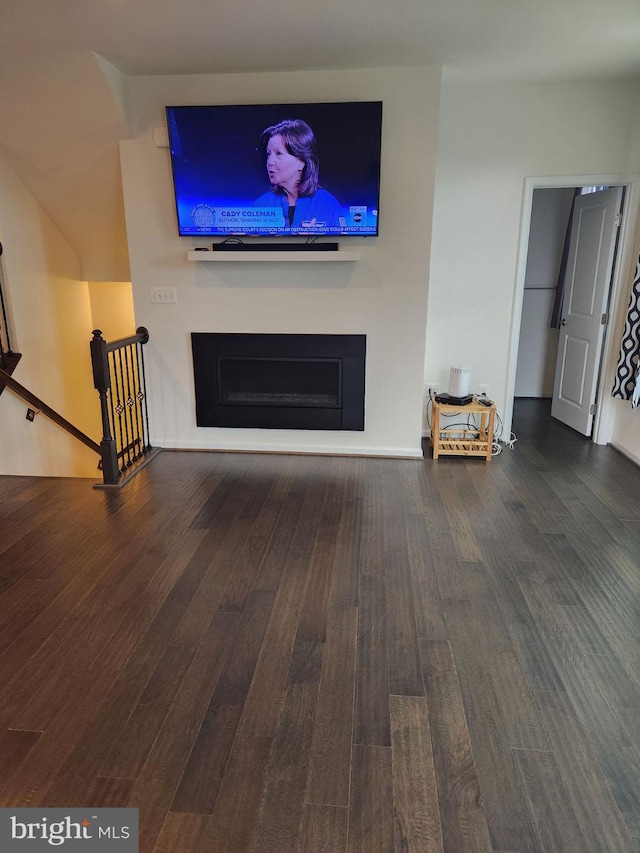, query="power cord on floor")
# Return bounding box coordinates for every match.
[489,409,518,455]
